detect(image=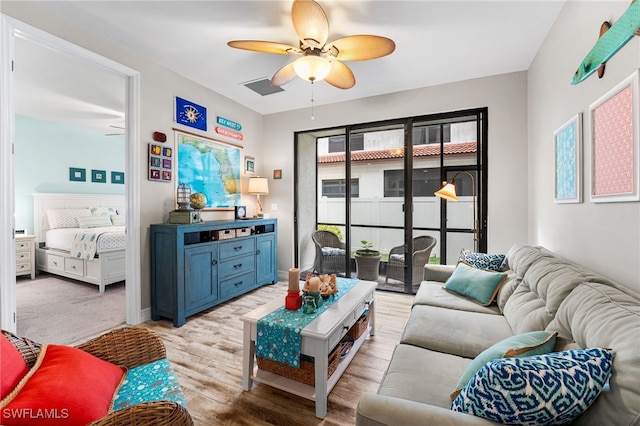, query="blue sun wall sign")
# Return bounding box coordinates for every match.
[175,96,207,131]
